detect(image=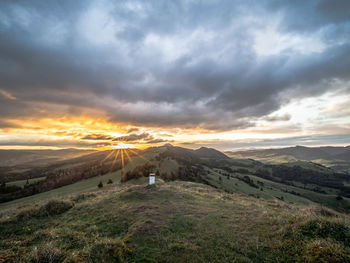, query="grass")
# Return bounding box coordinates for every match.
[1,180,350,262]
[204,167,350,212]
